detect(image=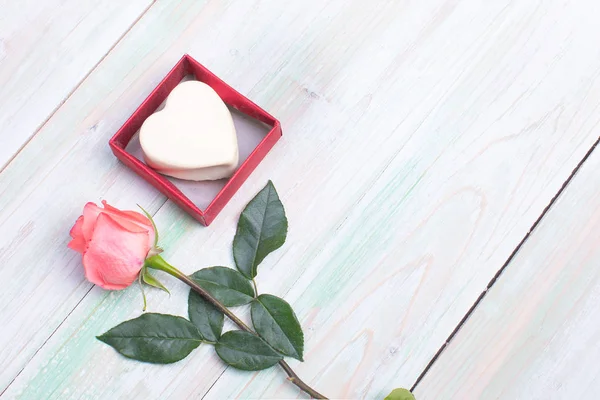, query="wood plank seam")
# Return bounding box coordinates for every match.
[200,368,227,400]
[411,134,600,392]
[200,132,600,398]
[0,0,158,174]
